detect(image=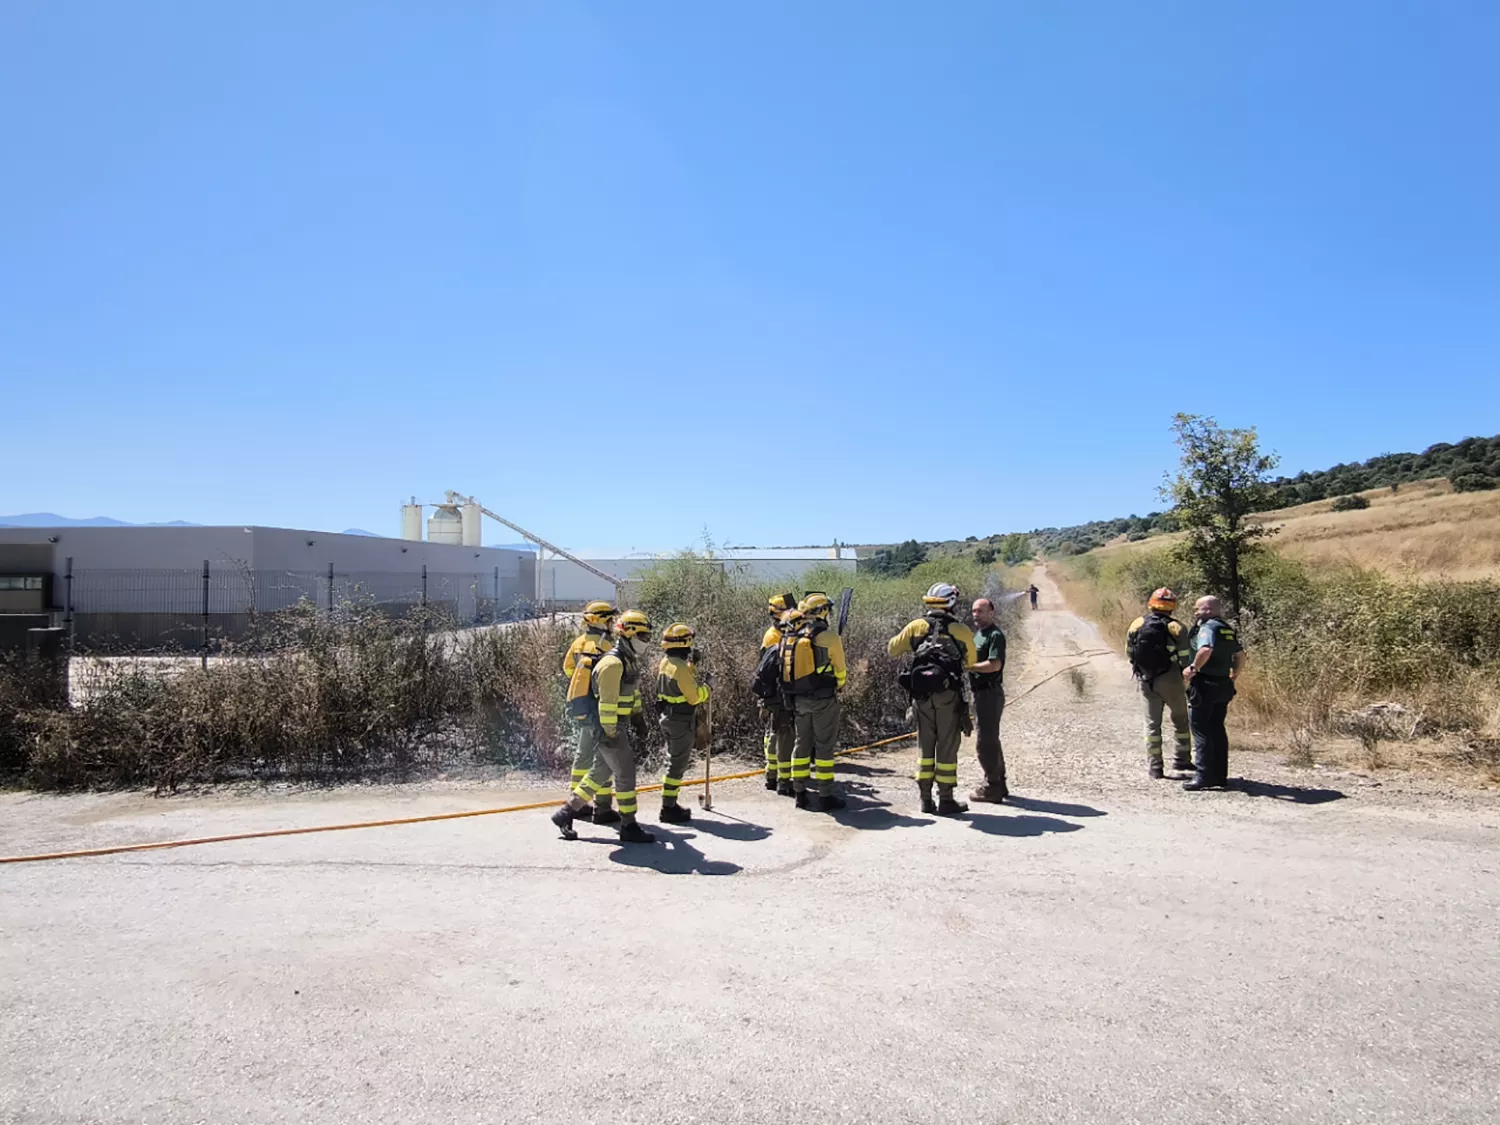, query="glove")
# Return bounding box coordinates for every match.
[630,710,650,741]
[959,710,973,737]
[600,726,622,750]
